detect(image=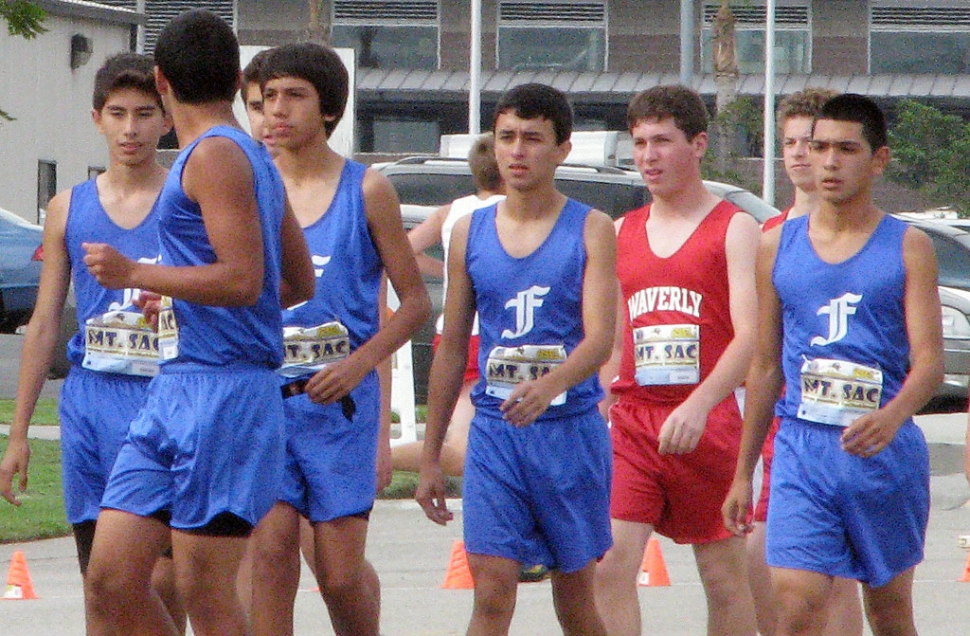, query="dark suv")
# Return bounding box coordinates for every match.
[380,156,779,403]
